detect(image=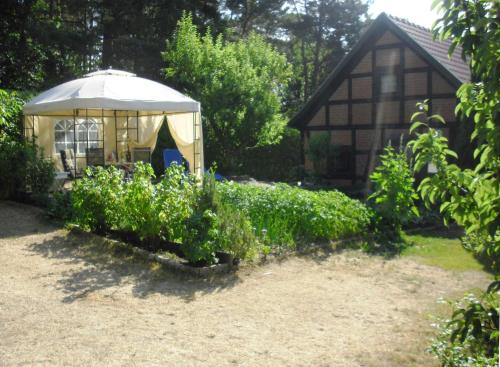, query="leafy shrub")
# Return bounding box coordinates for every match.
[181,172,259,265]
[369,145,419,238]
[0,88,53,204]
[0,140,27,199]
[155,163,197,242]
[24,144,55,205]
[217,202,258,261]
[216,181,371,248]
[48,190,75,221]
[119,162,161,246]
[236,128,302,181]
[0,88,24,140]
[430,285,499,367]
[181,172,220,264]
[0,140,54,203]
[71,166,124,233]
